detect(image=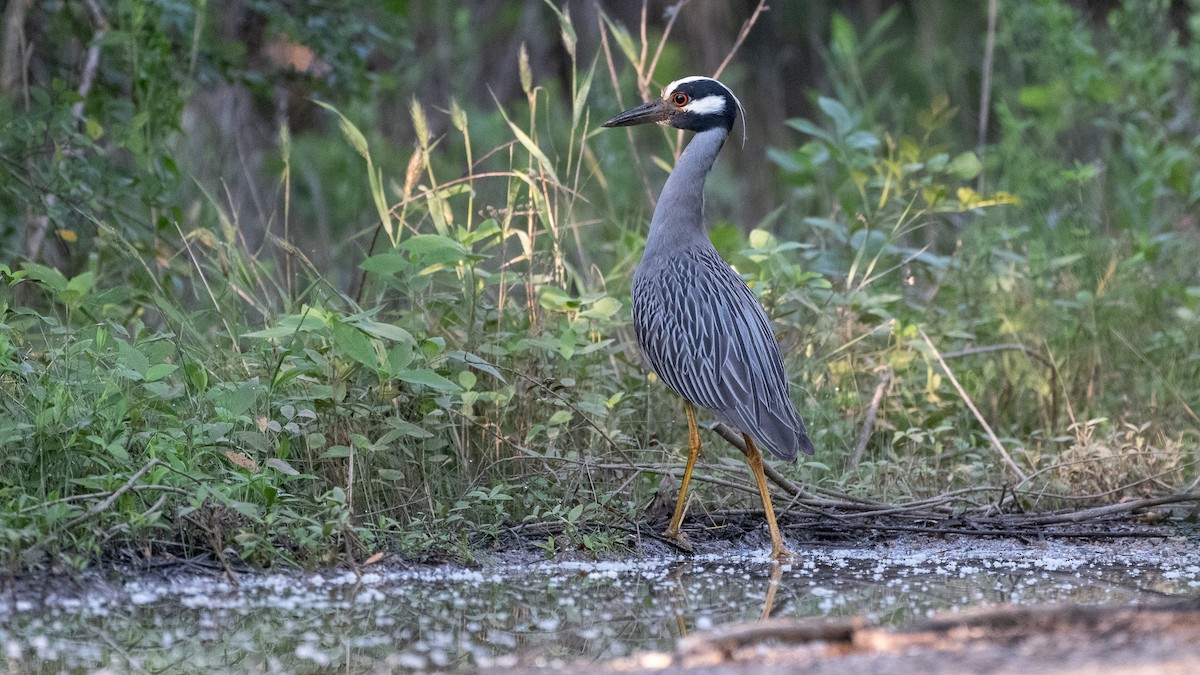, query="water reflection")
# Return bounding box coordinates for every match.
[2,537,1197,671]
